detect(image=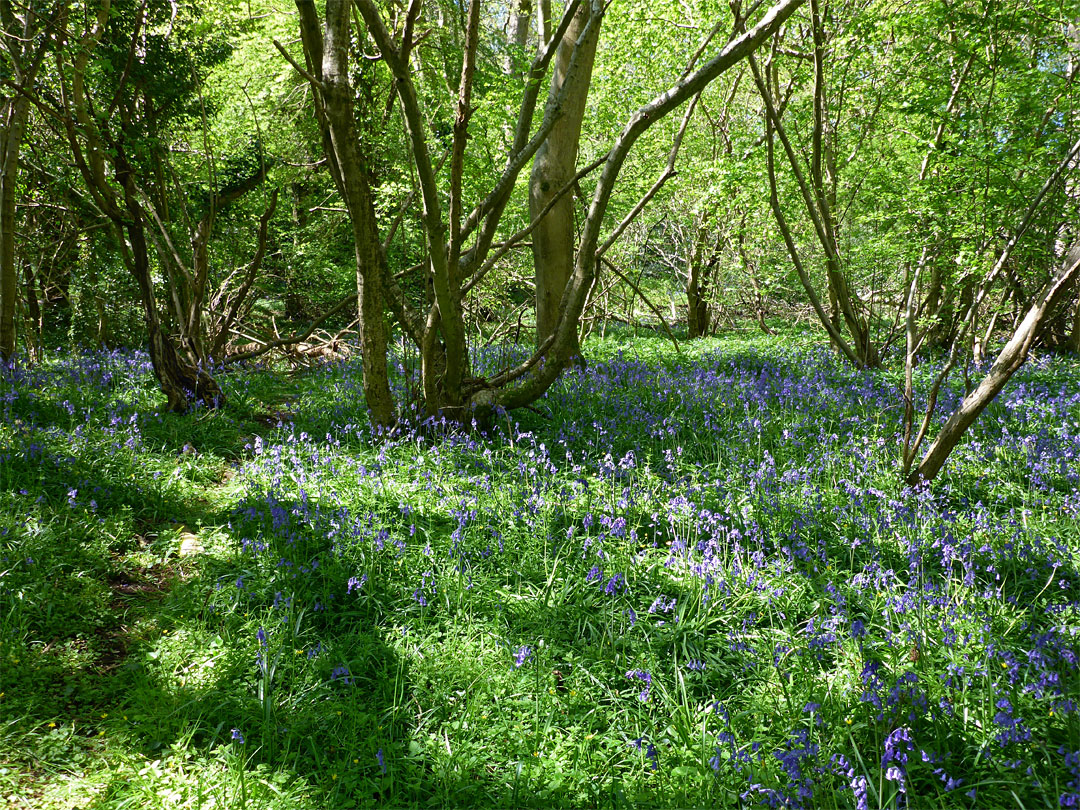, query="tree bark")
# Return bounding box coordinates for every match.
[1,2,56,362]
[686,219,713,339]
[481,0,808,414]
[750,12,877,367]
[530,1,601,358]
[50,0,224,411]
[506,0,533,74]
[293,0,395,427]
[0,96,28,361]
[117,154,224,411]
[289,0,803,427]
[23,257,42,362]
[909,241,1080,484]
